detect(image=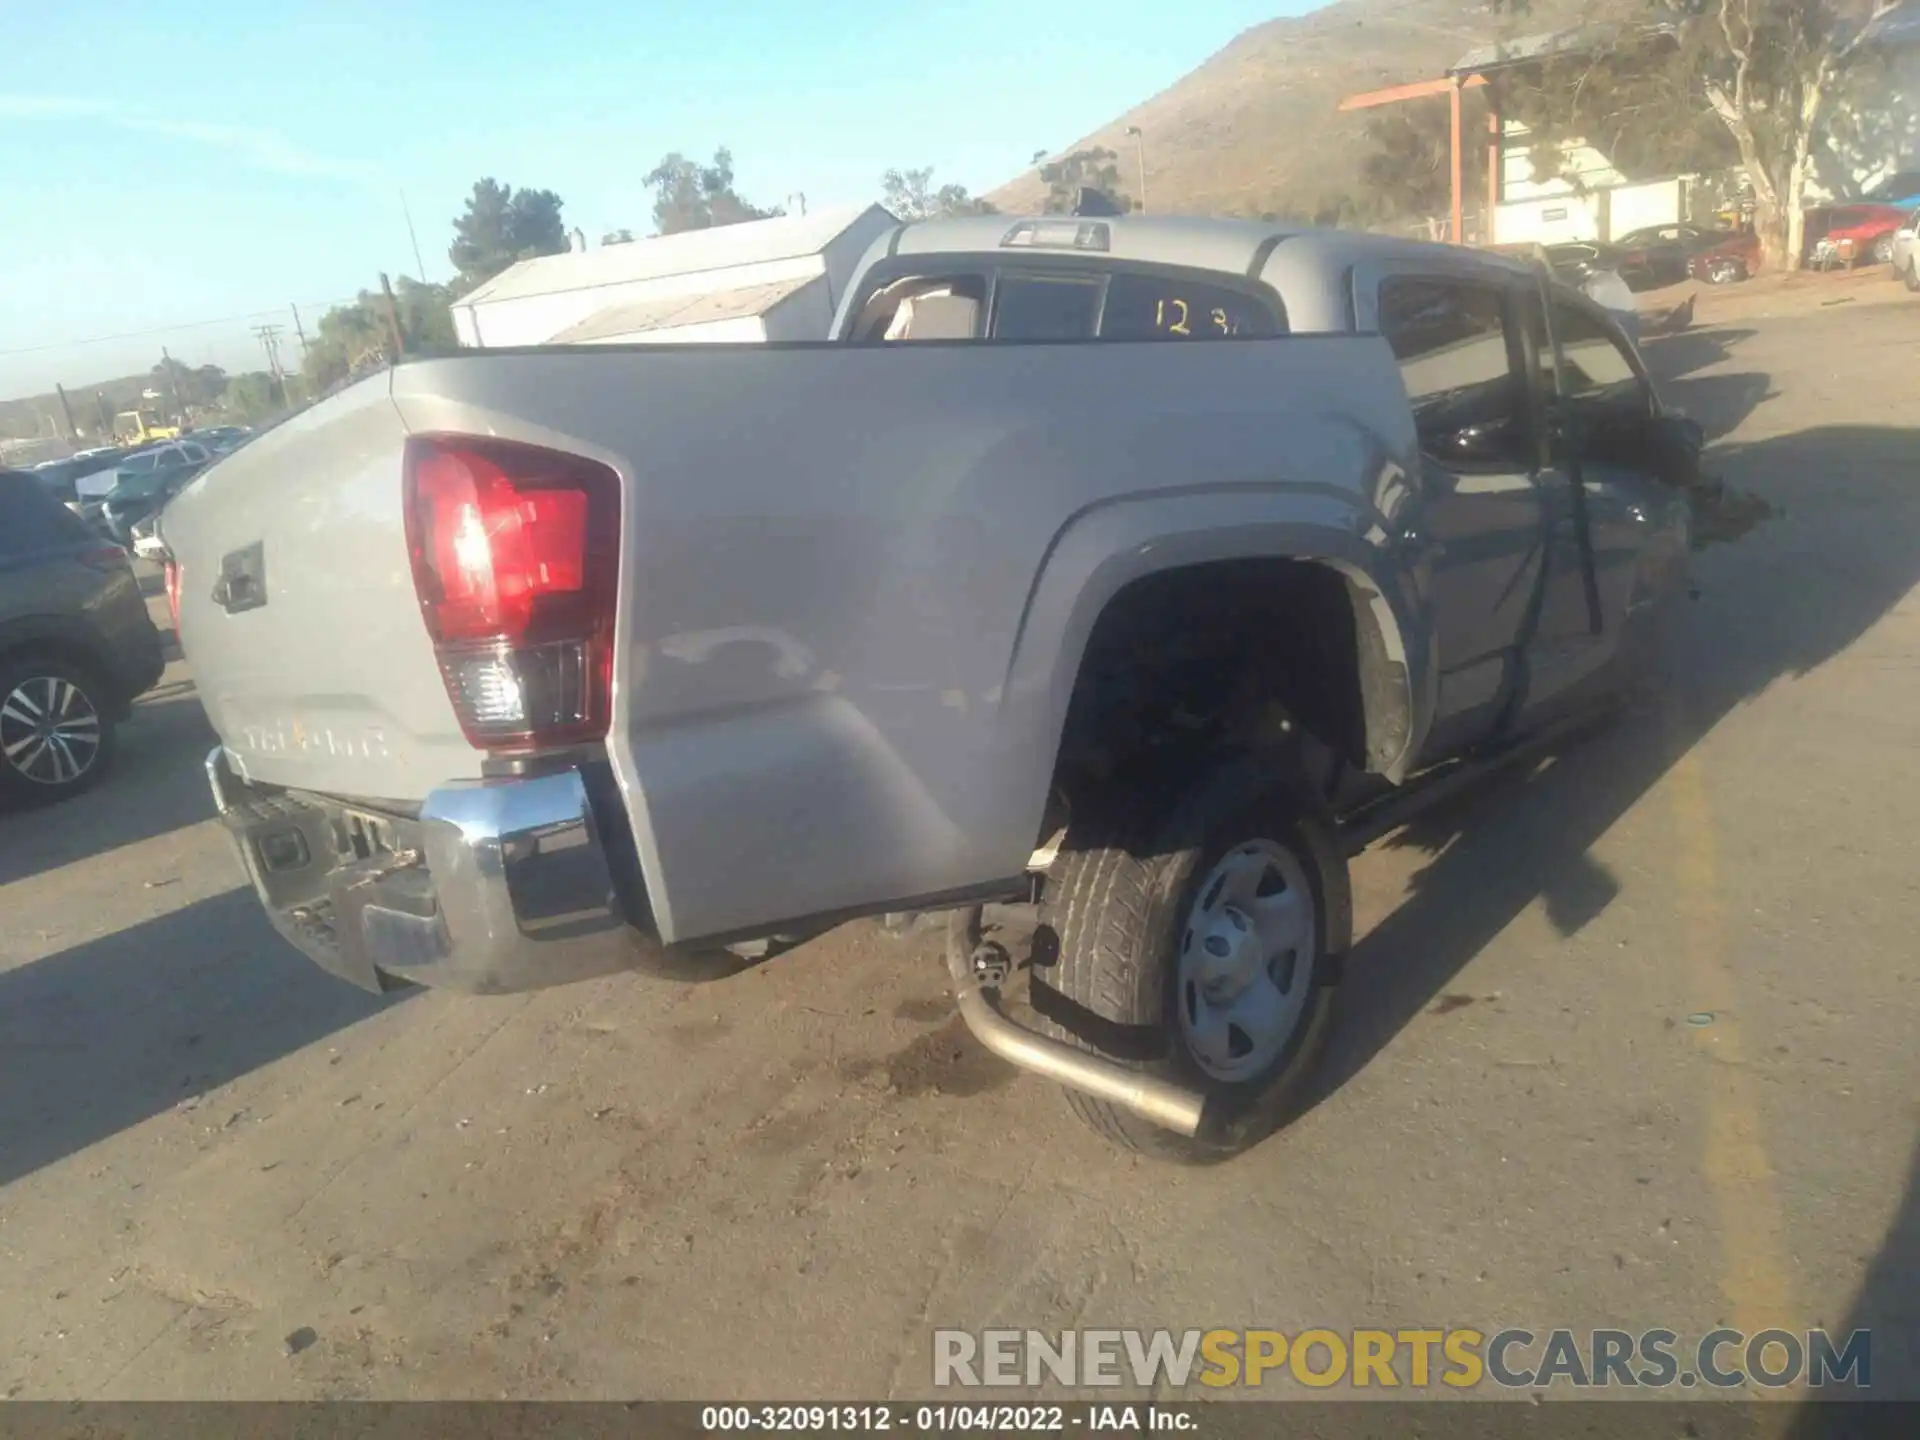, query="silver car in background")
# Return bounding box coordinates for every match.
[1893,206,1920,291]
